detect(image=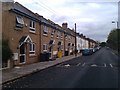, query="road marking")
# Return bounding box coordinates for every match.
[110,64,113,68]
[104,63,106,67]
[91,64,97,67]
[77,63,81,66]
[64,64,70,67]
[82,63,85,67]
